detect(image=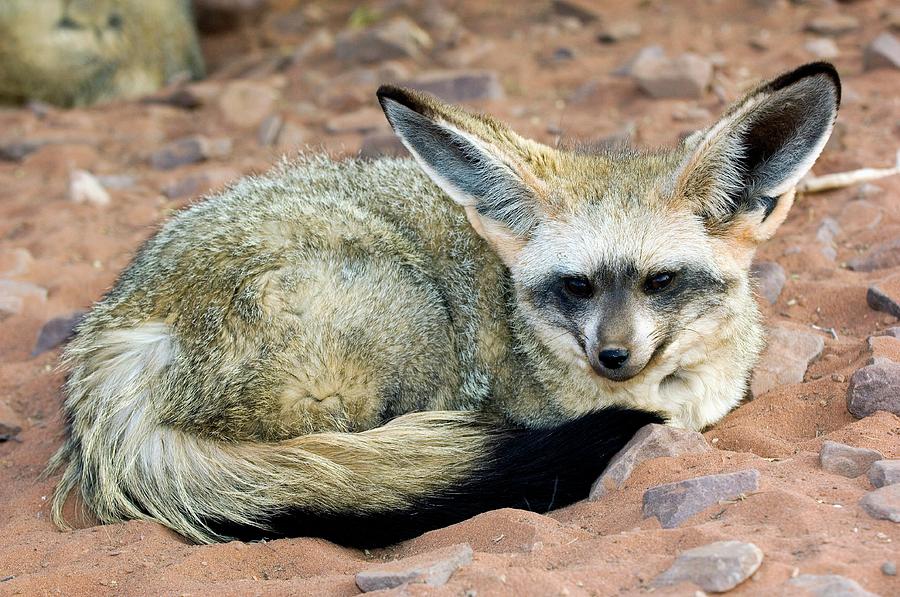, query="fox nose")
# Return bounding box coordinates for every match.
[597,347,629,370]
